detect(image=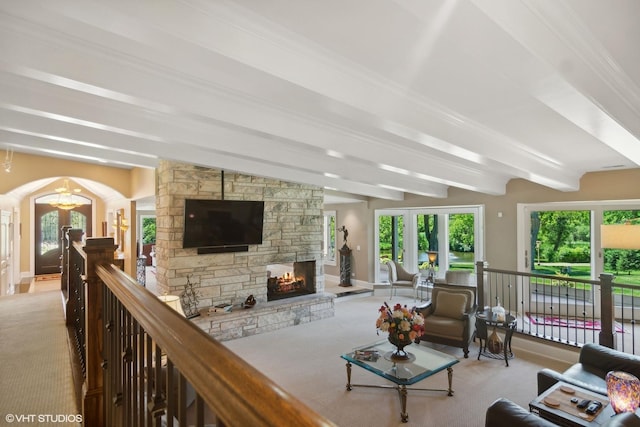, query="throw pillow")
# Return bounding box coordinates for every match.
[433,291,468,320]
